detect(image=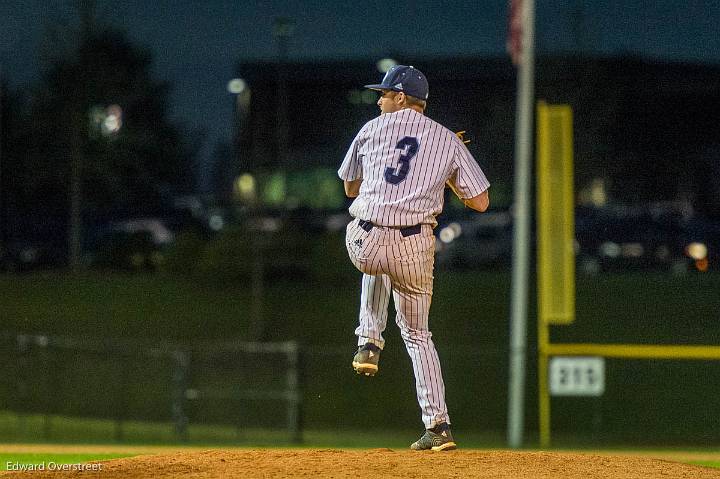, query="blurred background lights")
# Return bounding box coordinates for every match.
[439,227,454,244]
[621,243,644,258]
[348,89,378,105]
[90,104,123,136]
[102,104,122,135]
[600,241,621,258]
[439,222,462,244]
[234,173,256,200]
[103,114,119,133]
[227,78,247,94]
[89,105,105,126]
[578,177,608,207]
[449,222,462,237]
[264,173,287,205]
[377,58,397,73]
[208,214,225,232]
[685,242,708,261]
[589,178,608,207]
[361,90,376,104]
